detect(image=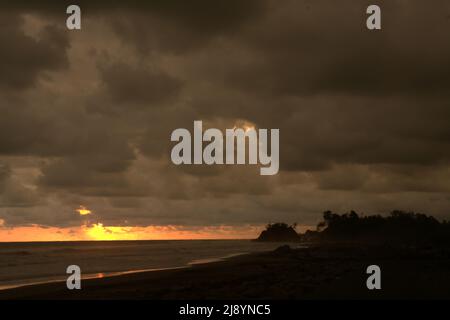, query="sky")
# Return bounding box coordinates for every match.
[1,1,450,241]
